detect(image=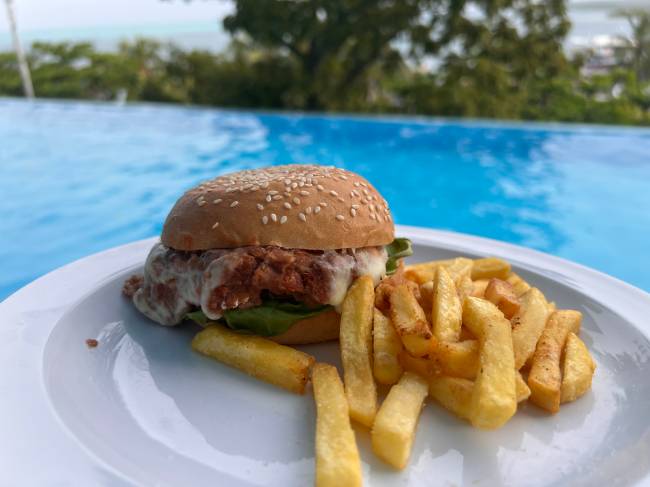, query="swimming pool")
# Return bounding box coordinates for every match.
[1,98,649,299]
